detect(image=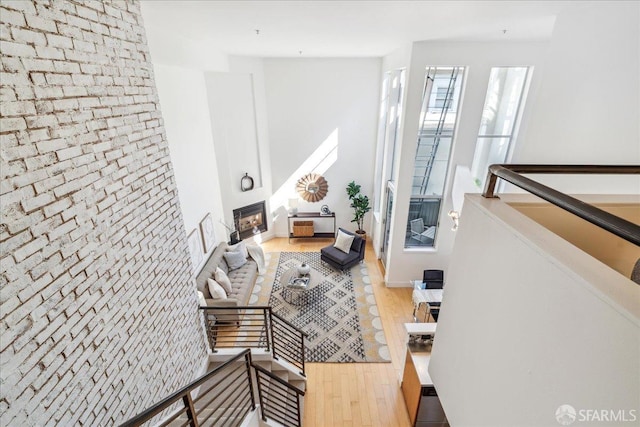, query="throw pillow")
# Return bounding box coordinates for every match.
[224,250,247,270]
[334,229,355,254]
[214,267,233,295]
[227,241,248,259]
[197,290,207,306]
[207,278,227,299]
